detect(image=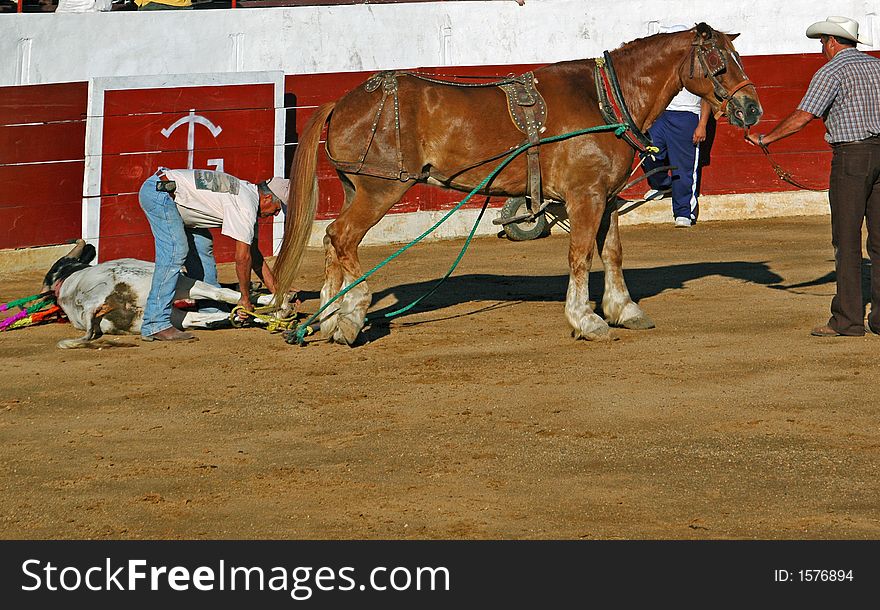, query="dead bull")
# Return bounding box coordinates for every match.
[43,240,286,349]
